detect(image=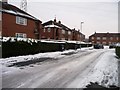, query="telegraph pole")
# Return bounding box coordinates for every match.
[20,0,27,12]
